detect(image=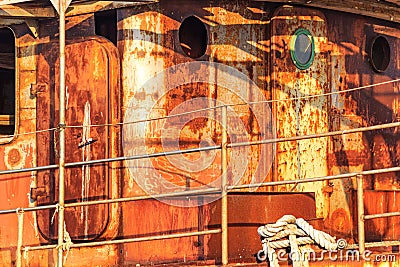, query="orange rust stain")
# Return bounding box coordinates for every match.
[360,191,399,242]
[329,208,351,236]
[7,148,21,166]
[396,138,400,166]
[372,135,399,190]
